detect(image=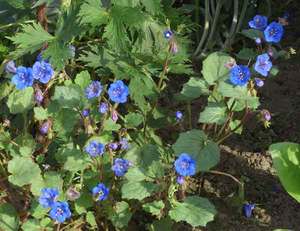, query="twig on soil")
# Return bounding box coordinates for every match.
[208,170,243,186]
